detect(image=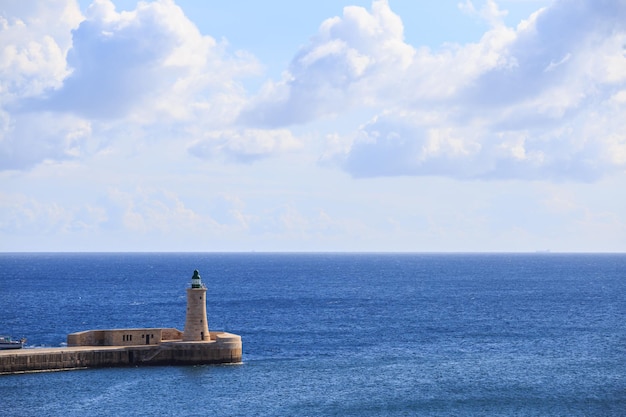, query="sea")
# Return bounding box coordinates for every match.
[0,253,624,416]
